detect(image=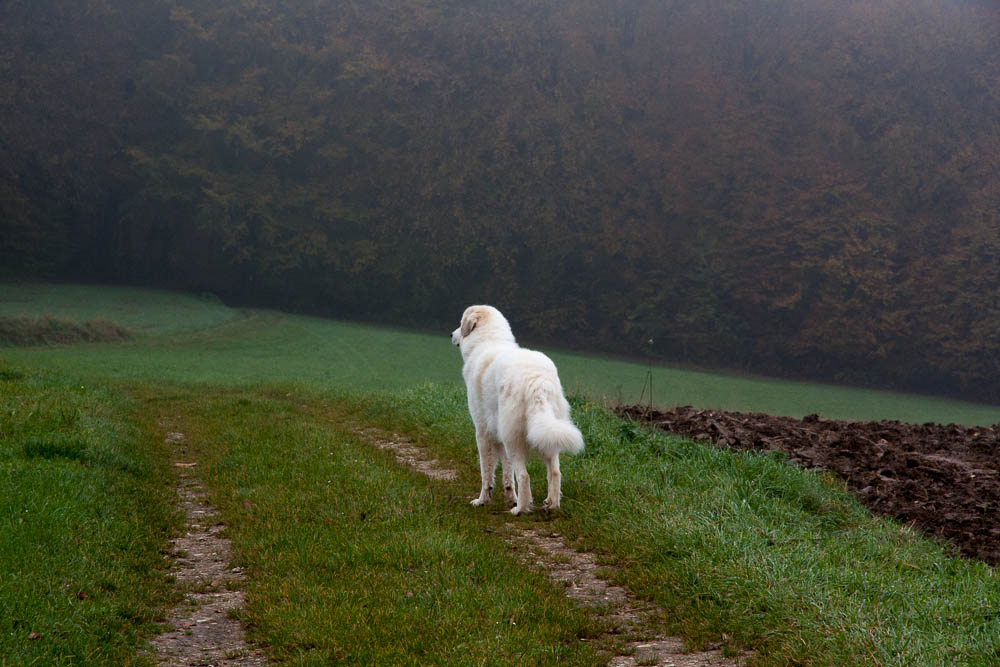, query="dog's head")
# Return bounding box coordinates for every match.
[451,305,515,351]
